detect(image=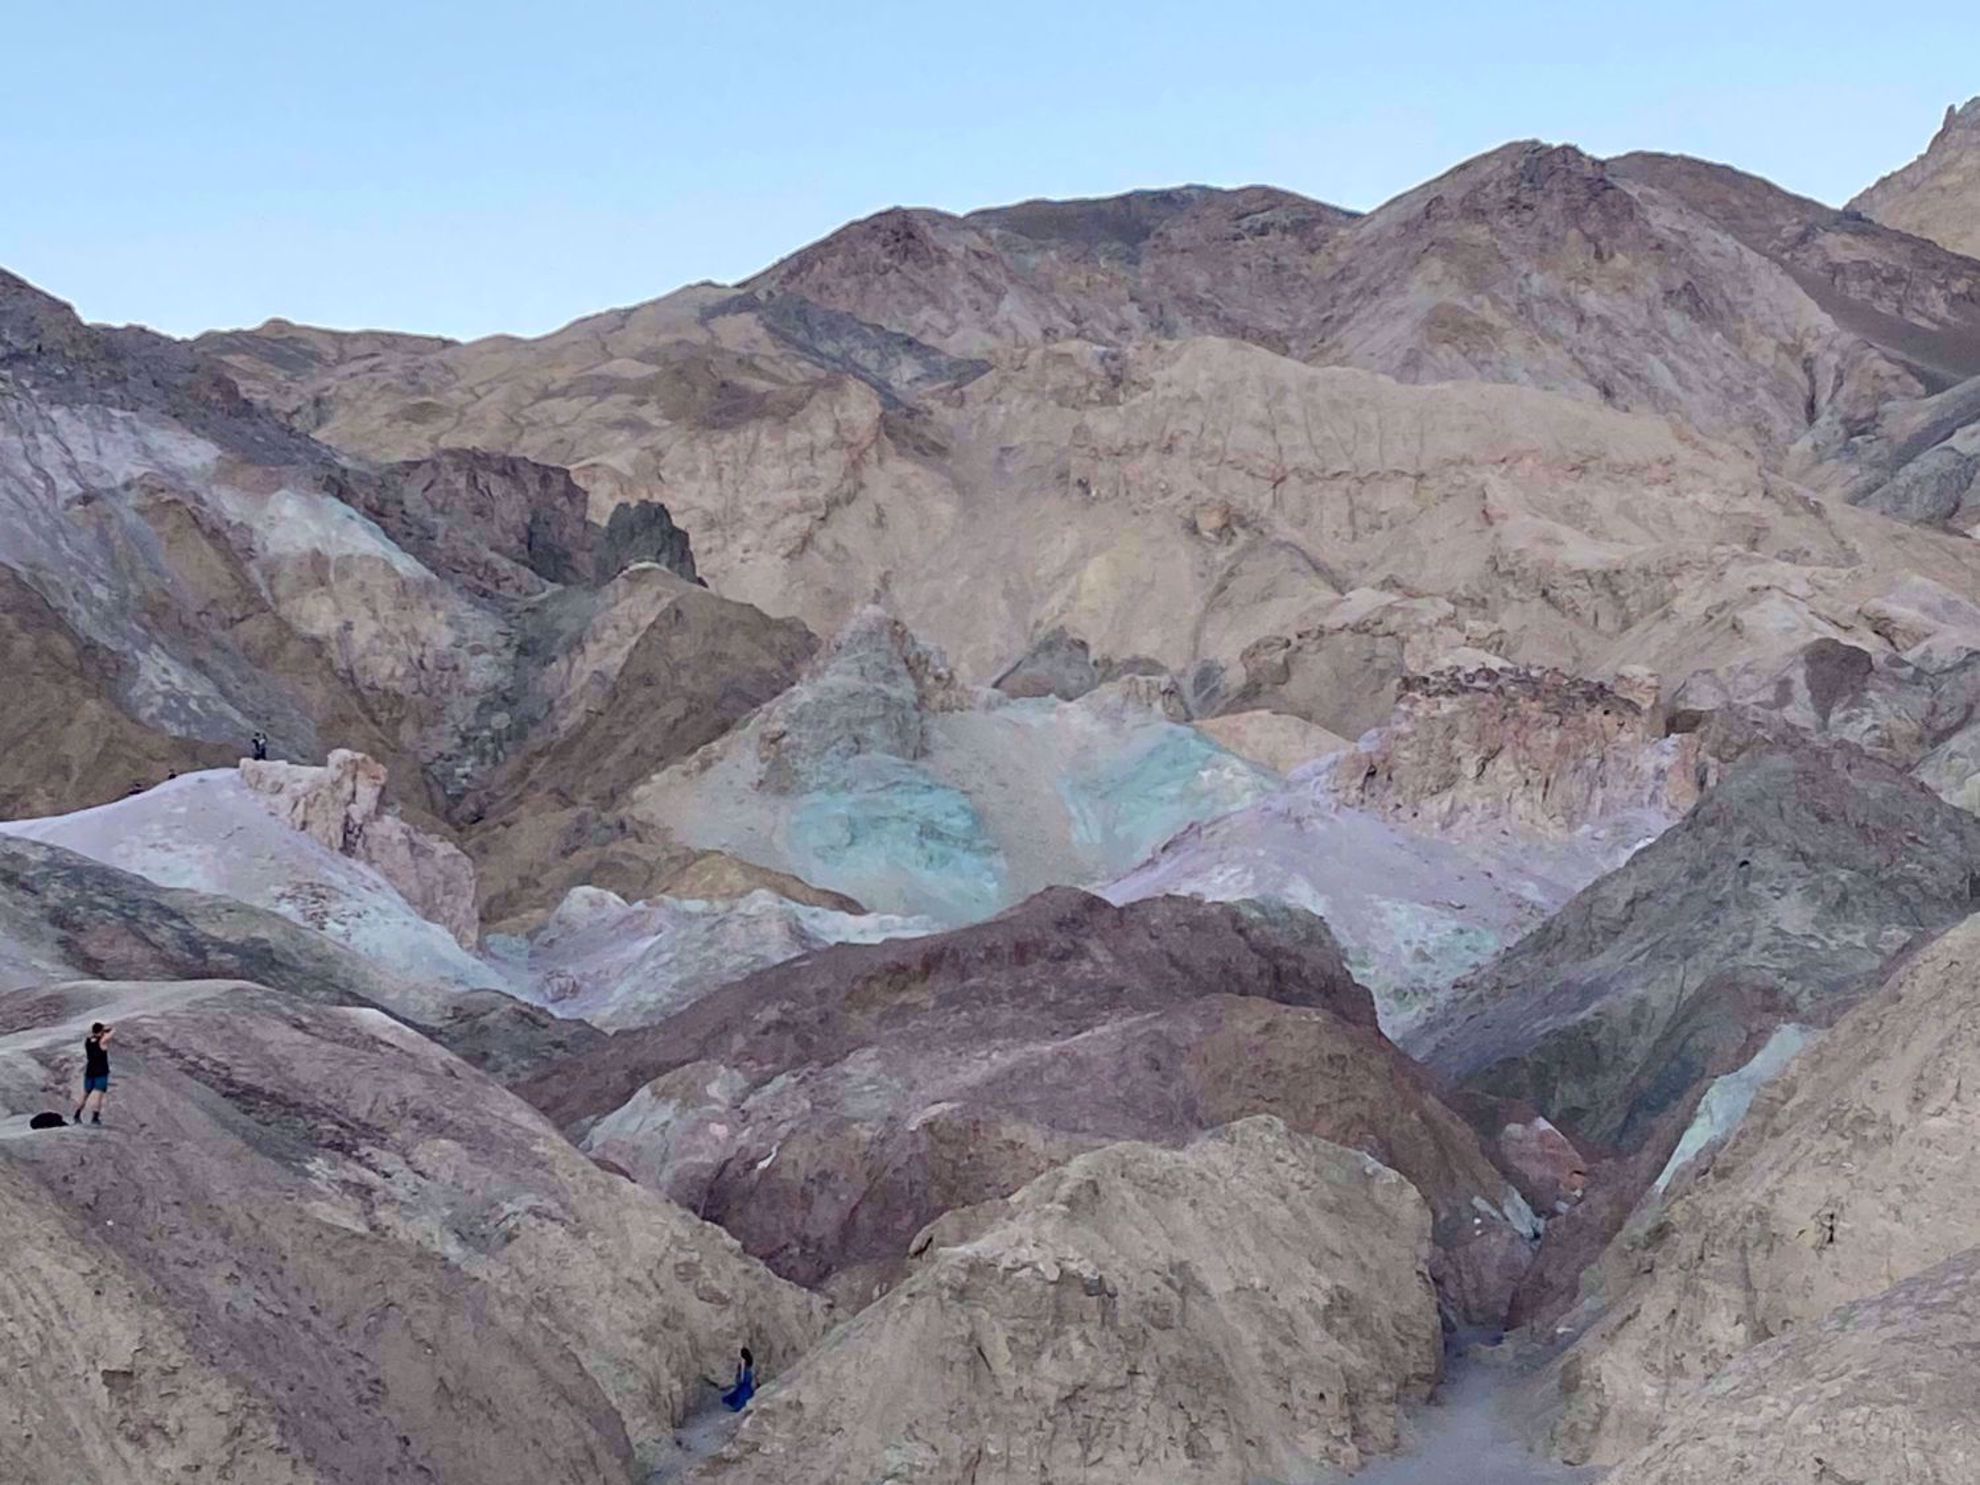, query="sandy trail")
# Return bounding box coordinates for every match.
[1348,1343,1602,1485]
